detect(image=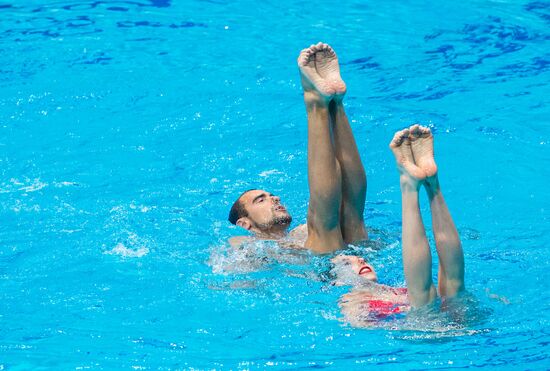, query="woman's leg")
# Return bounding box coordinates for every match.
[426,177,465,297]
[390,129,437,308]
[409,124,464,298]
